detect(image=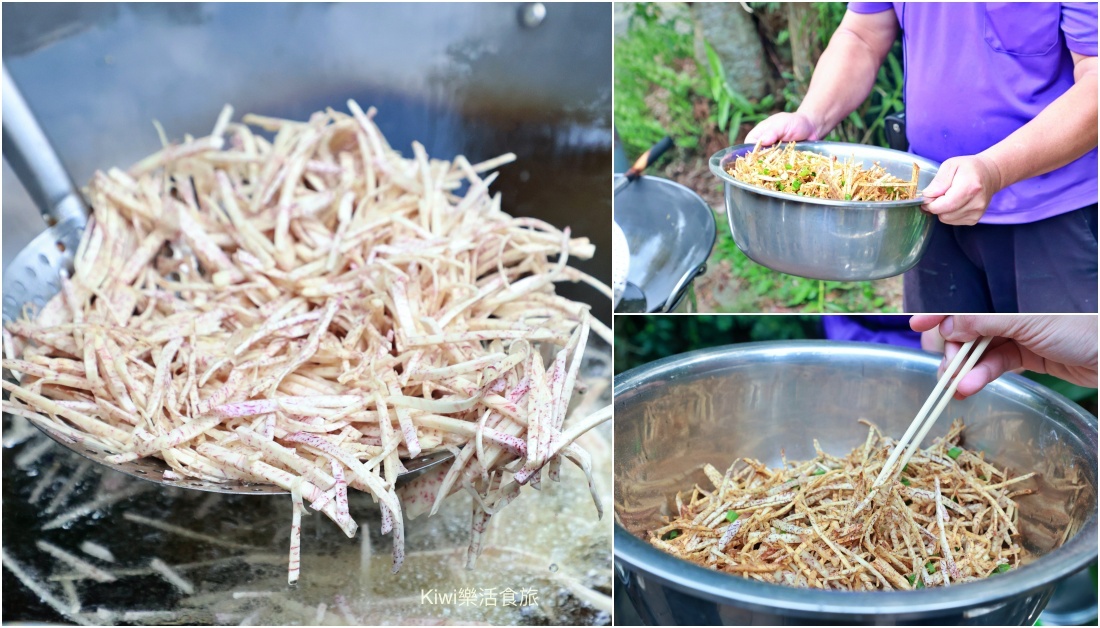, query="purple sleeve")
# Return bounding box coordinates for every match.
[1062,3,1098,56]
[847,3,894,14]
